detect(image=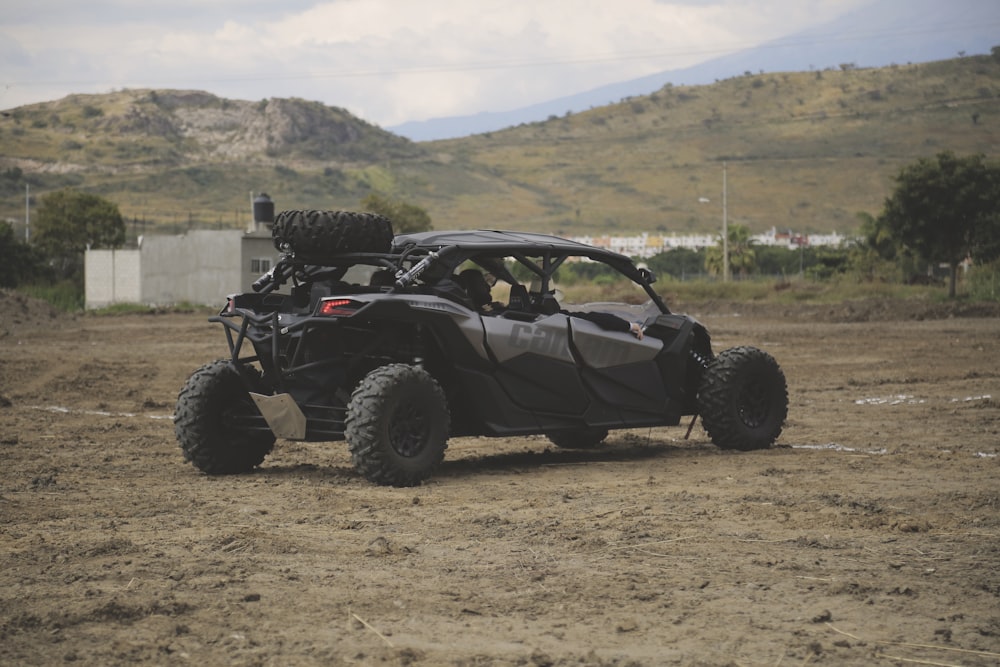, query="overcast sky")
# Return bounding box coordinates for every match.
[0,0,909,126]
